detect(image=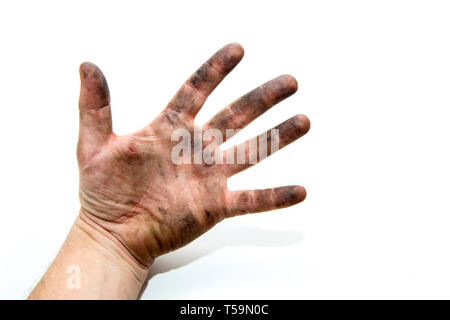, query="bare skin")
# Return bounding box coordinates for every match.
[29,43,310,299]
